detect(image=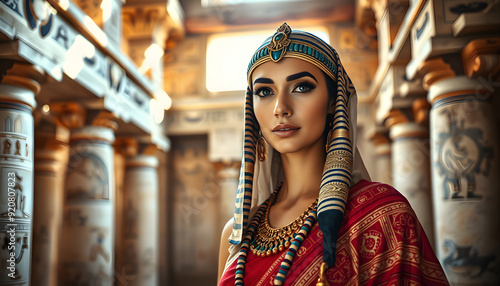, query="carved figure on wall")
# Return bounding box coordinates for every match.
[66,152,109,200]
[443,239,495,278]
[89,229,110,263]
[435,109,493,199]
[3,138,11,154]
[2,233,29,279]
[0,172,29,218]
[15,139,21,155]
